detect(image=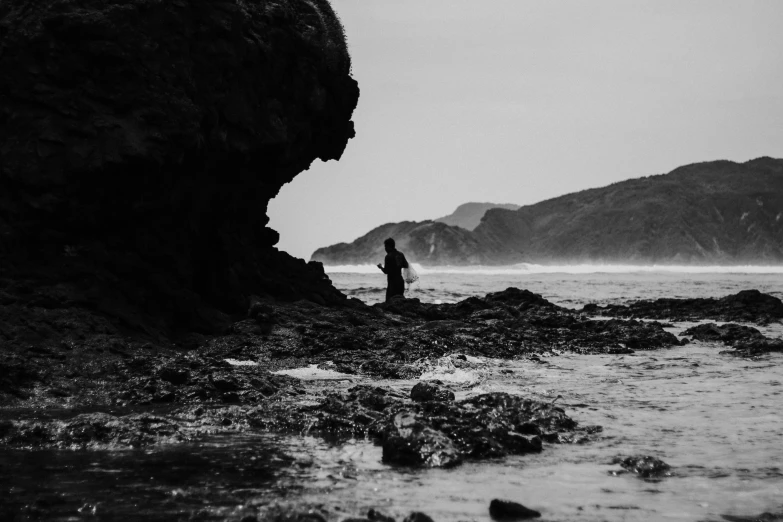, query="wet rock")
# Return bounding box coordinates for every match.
[590,290,783,325]
[485,288,560,312]
[614,455,672,479]
[158,365,190,386]
[489,499,541,520]
[367,508,396,522]
[359,359,419,379]
[250,383,580,469]
[731,338,783,356]
[410,381,454,402]
[721,512,783,522]
[682,323,764,344]
[2,412,185,449]
[402,513,435,522]
[209,373,239,391]
[382,412,462,468]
